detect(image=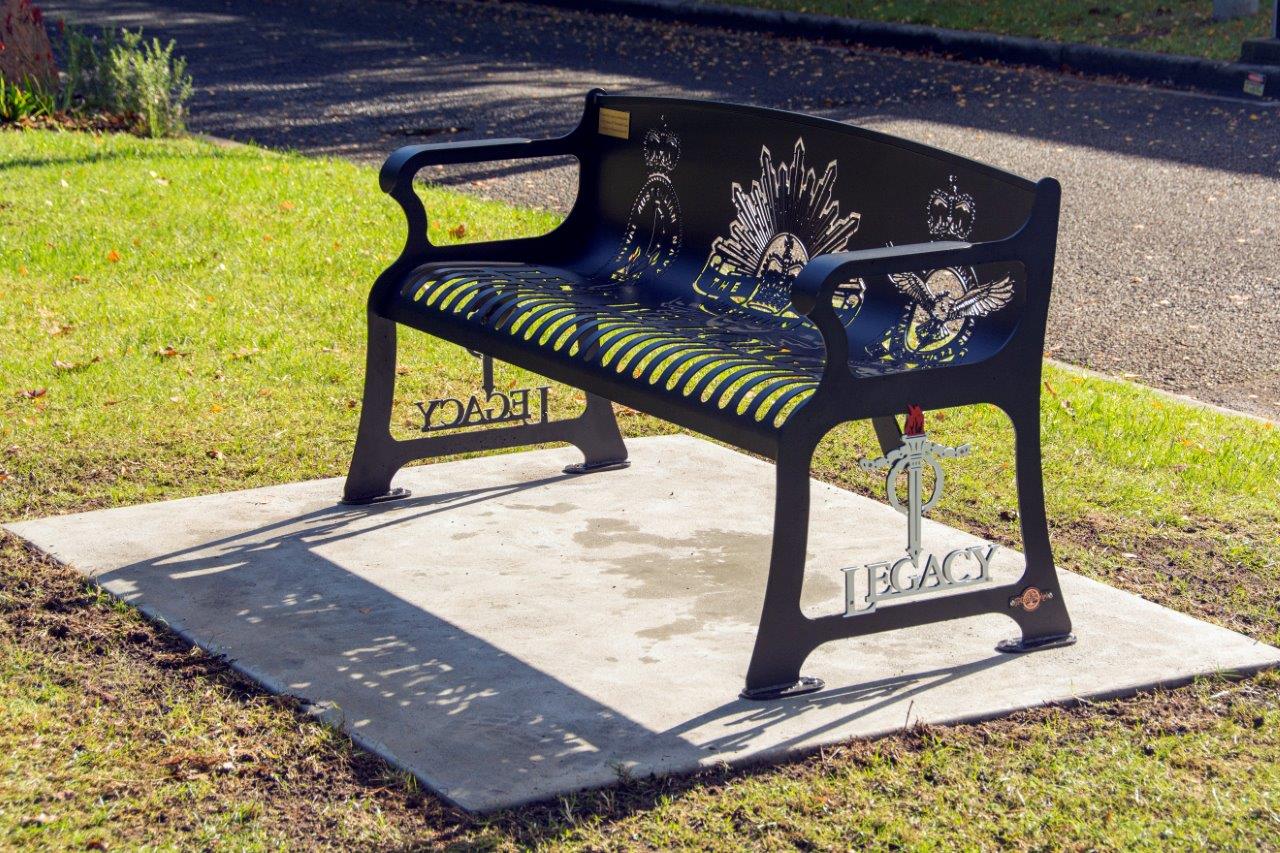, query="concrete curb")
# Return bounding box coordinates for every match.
[515,0,1280,100]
